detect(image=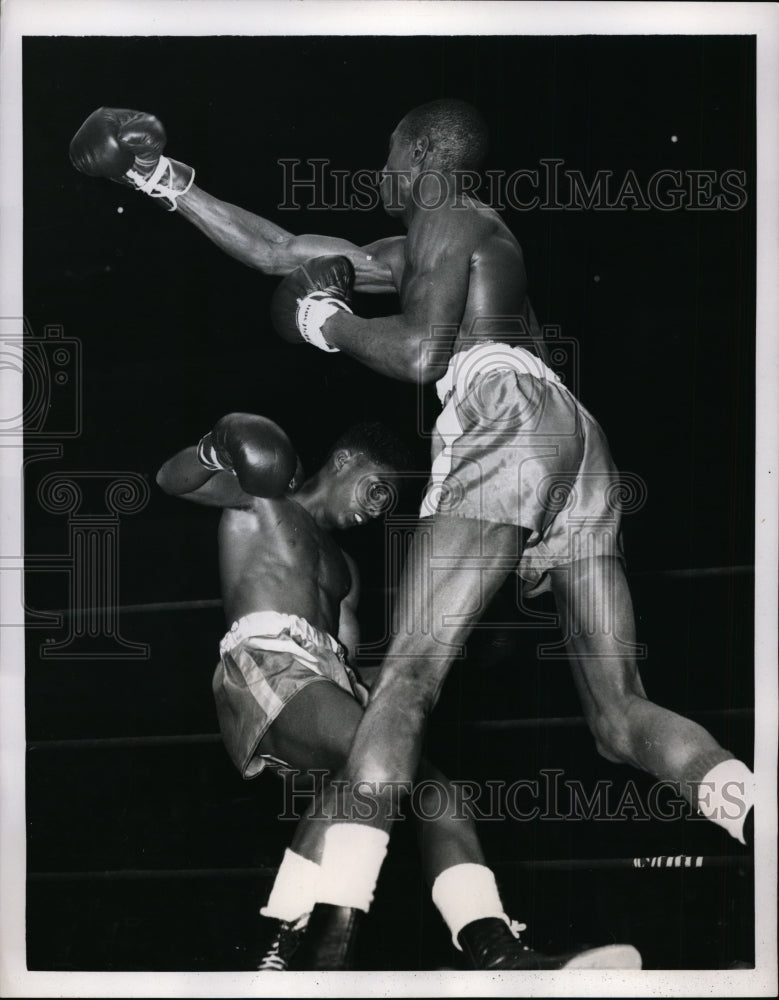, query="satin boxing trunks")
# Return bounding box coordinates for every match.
[419,341,625,597]
[213,611,368,777]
